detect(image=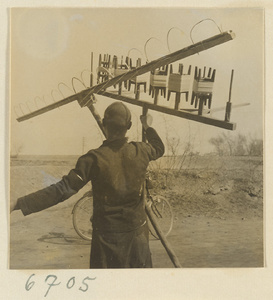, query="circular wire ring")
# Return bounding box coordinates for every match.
[58,82,74,98]
[127,48,145,67]
[144,37,167,63]
[166,27,191,53]
[81,69,94,88]
[190,18,222,45]
[72,77,87,93]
